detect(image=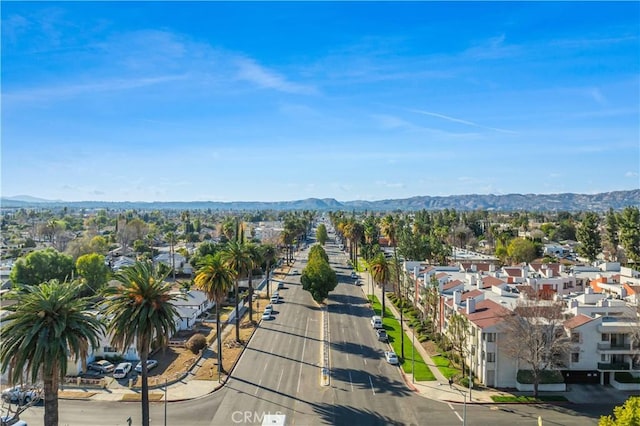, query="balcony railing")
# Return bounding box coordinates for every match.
[597,342,632,351]
[597,362,630,371]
